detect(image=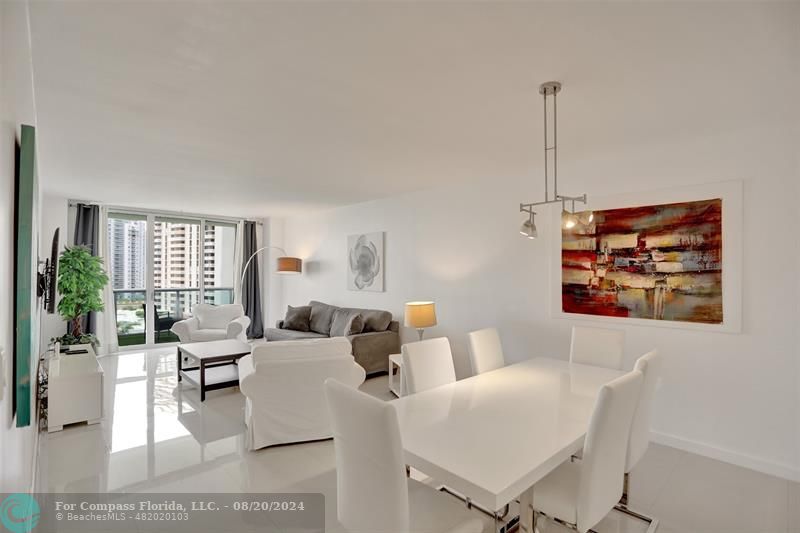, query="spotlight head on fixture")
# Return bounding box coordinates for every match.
[520,212,538,239]
[578,211,594,225]
[562,210,578,230]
